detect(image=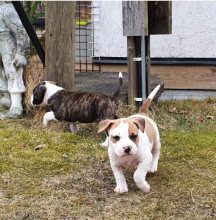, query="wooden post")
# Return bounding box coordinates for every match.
[127,37,138,105]
[123,1,148,105]
[123,1,171,104]
[122,1,148,36]
[45,2,76,90]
